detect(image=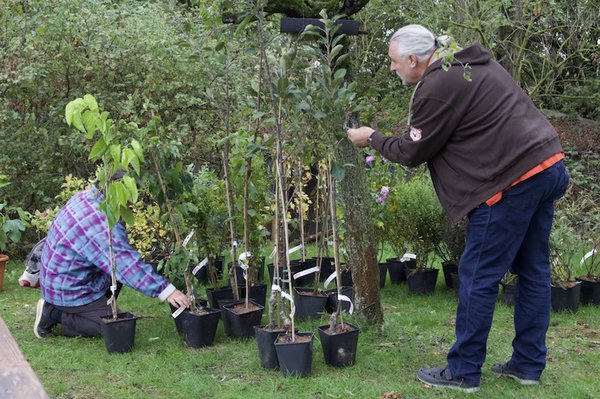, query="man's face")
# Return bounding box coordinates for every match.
[388,40,419,86]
